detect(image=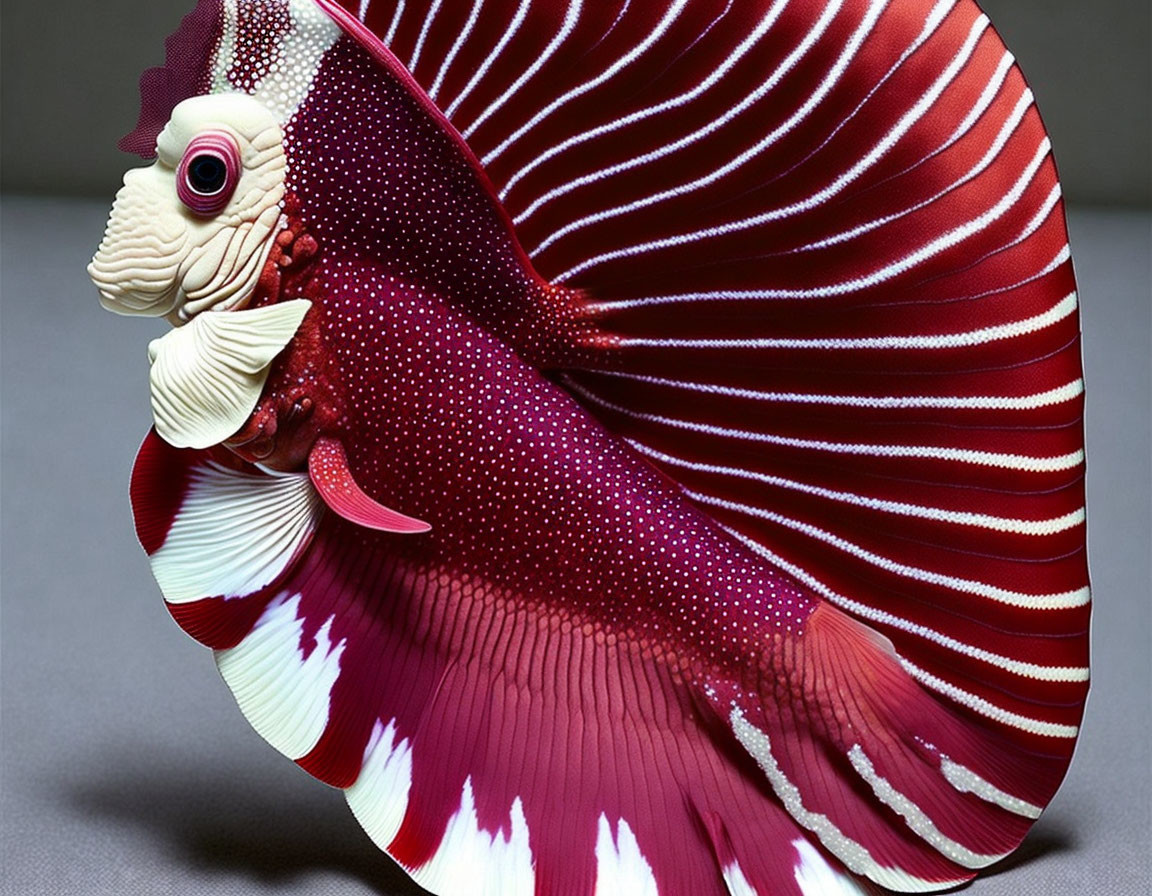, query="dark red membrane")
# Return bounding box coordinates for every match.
[119,0,223,157]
